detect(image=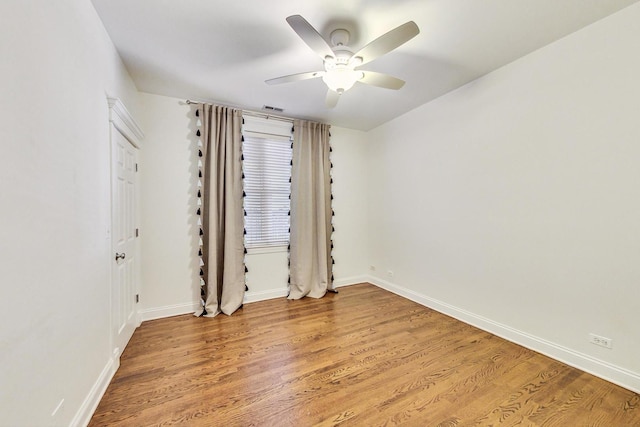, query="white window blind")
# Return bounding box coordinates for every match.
[242,116,293,249]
